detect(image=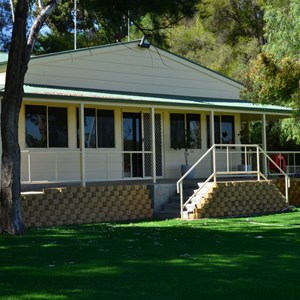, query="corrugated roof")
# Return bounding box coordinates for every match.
[18,84,292,116]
